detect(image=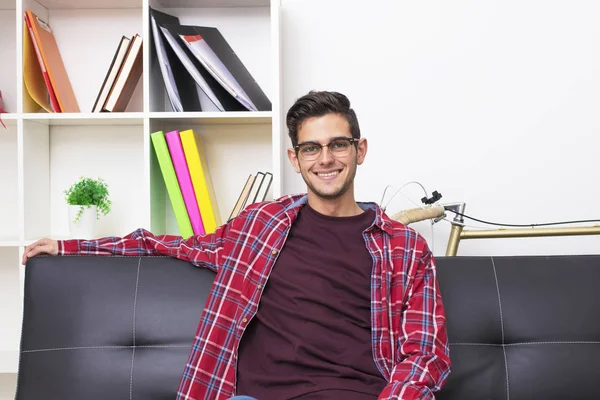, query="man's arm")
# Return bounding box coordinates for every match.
[378,248,451,400]
[22,218,238,272]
